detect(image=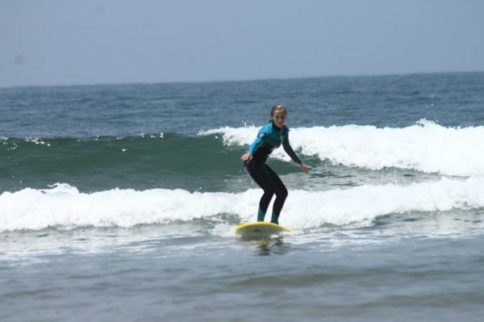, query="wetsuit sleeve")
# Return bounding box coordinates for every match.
[282,132,302,164]
[246,129,266,154]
